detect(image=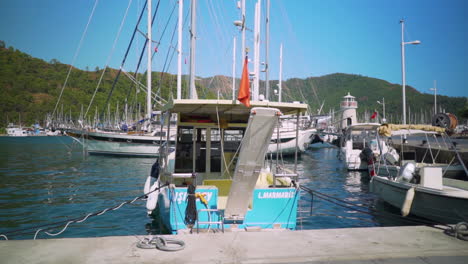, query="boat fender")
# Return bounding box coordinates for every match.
[144,176,152,194]
[146,179,160,214]
[401,187,415,217]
